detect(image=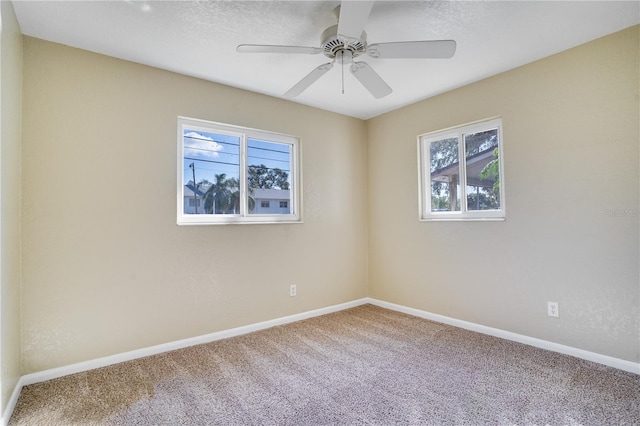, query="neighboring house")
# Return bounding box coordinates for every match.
[183,181,208,214]
[430,147,495,188]
[430,146,497,211]
[184,183,289,215]
[252,188,290,214]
